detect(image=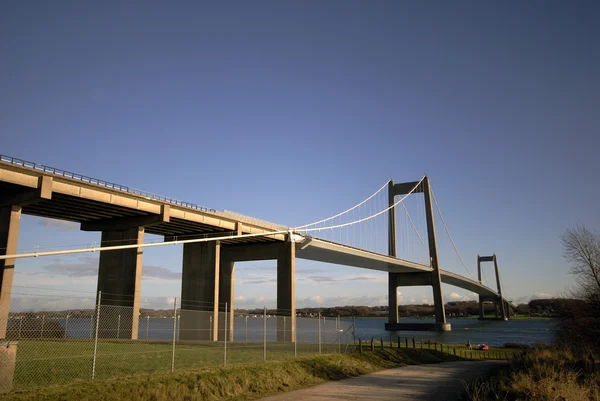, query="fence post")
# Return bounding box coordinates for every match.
[171,298,177,373]
[359,338,362,354]
[18,317,22,340]
[90,315,93,339]
[263,306,267,361]
[210,316,213,341]
[294,314,297,358]
[405,337,408,348]
[91,291,101,380]
[40,315,45,338]
[397,337,400,350]
[224,302,228,367]
[380,337,383,350]
[352,316,356,345]
[323,315,326,345]
[318,312,322,354]
[117,315,121,339]
[389,336,392,349]
[370,337,374,352]
[453,348,456,356]
[245,316,248,345]
[64,314,69,339]
[412,337,416,349]
[146,315,149,340]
